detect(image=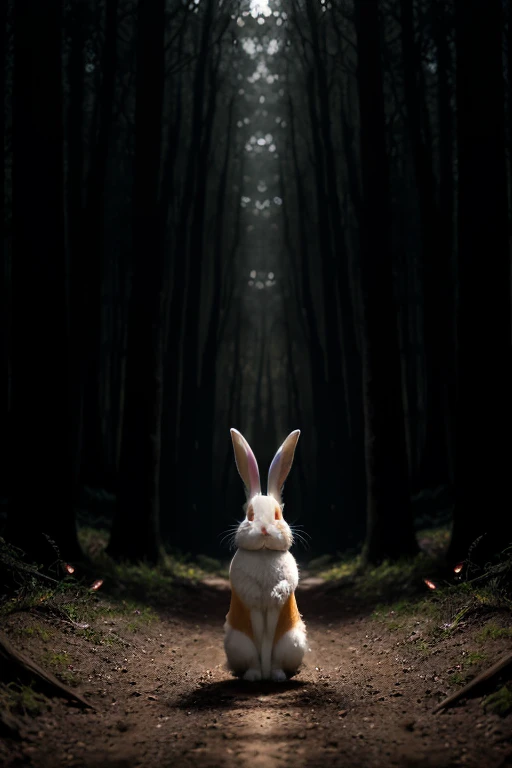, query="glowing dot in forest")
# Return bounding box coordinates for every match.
[250,0,271,17]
